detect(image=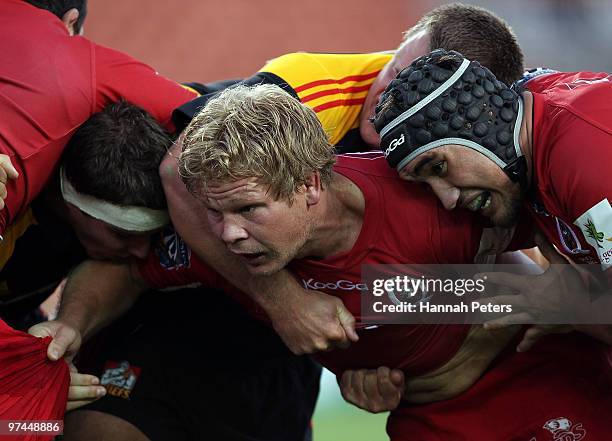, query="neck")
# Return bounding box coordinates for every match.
[296,172,365,260]
[518,92,535,189]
